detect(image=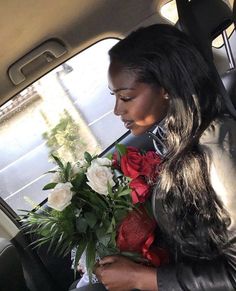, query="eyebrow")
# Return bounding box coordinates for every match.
[108,87,135,93]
